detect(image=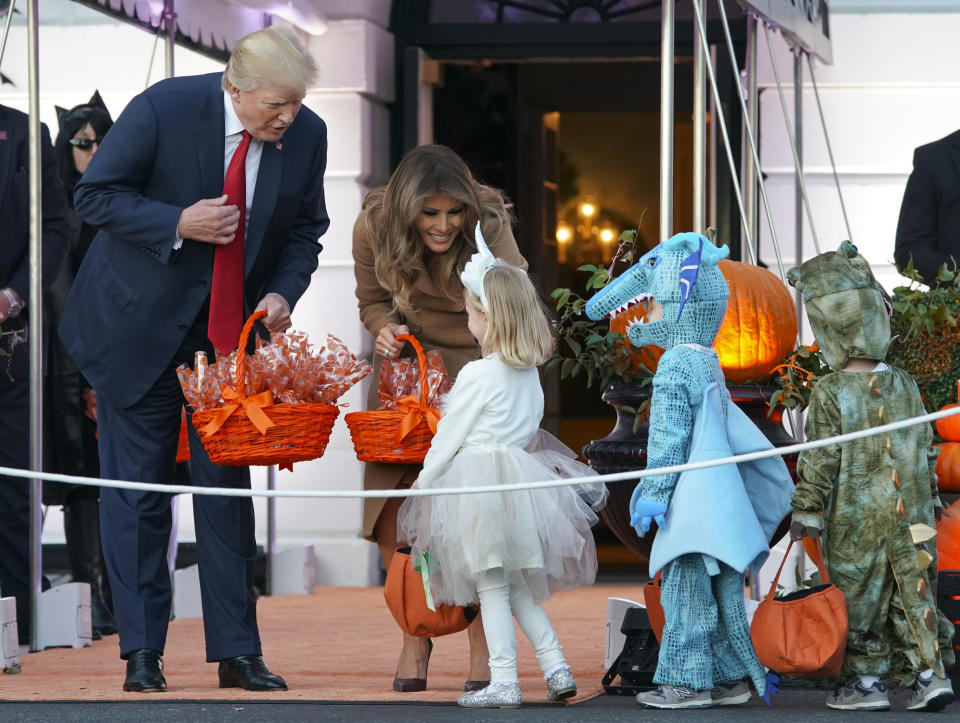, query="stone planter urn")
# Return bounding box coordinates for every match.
[582,382,796,567]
